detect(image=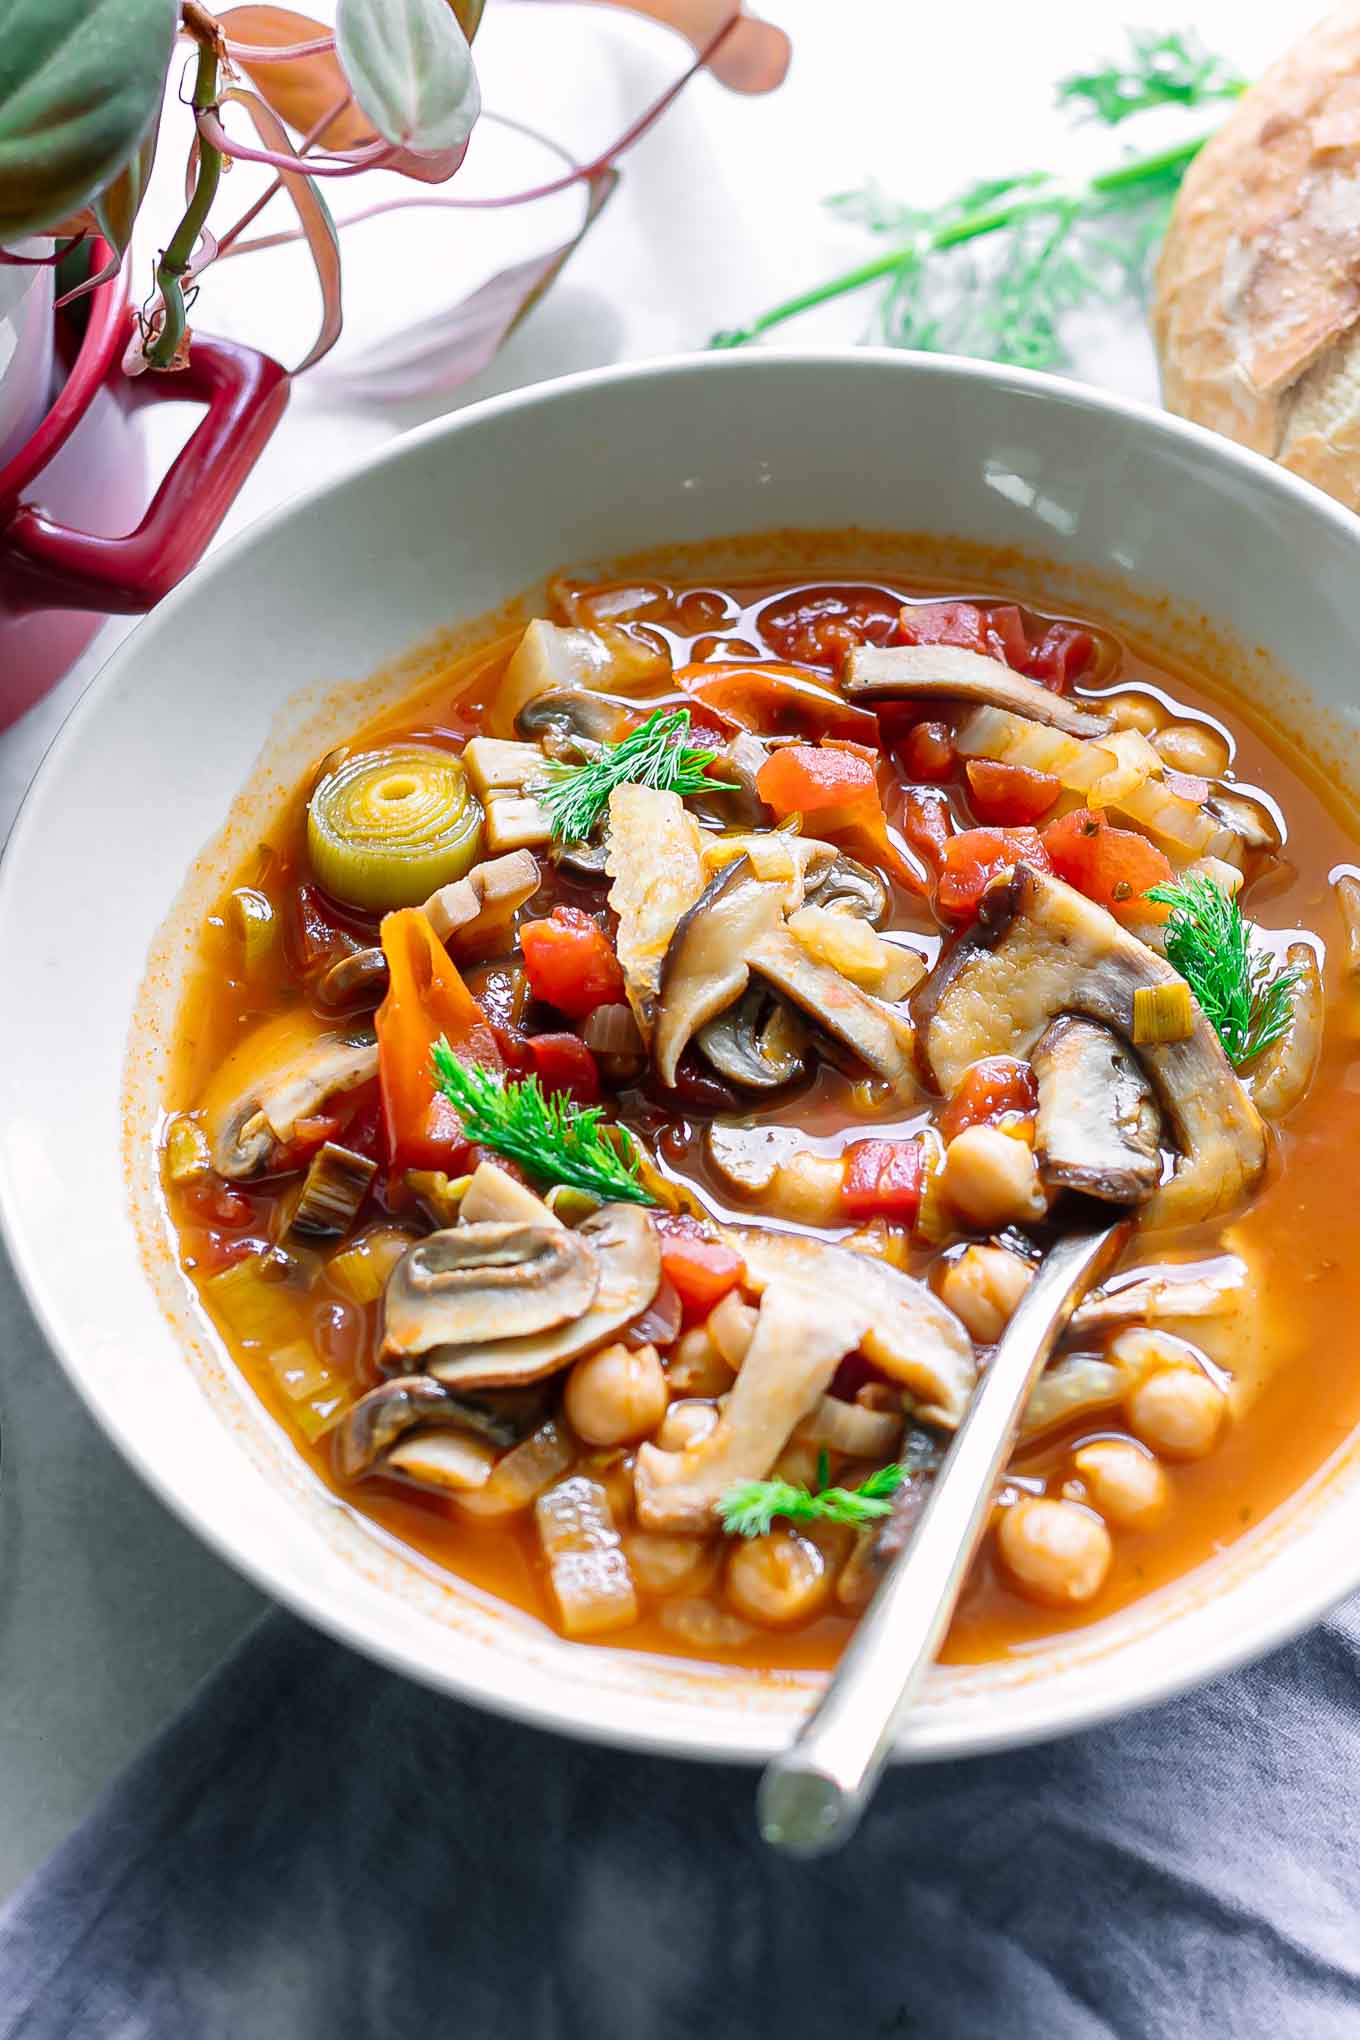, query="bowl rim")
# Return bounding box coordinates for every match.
[6,343,1360,1765]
